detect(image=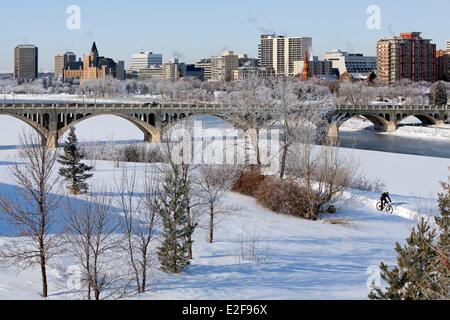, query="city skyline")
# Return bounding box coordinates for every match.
[1,0,449,72]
